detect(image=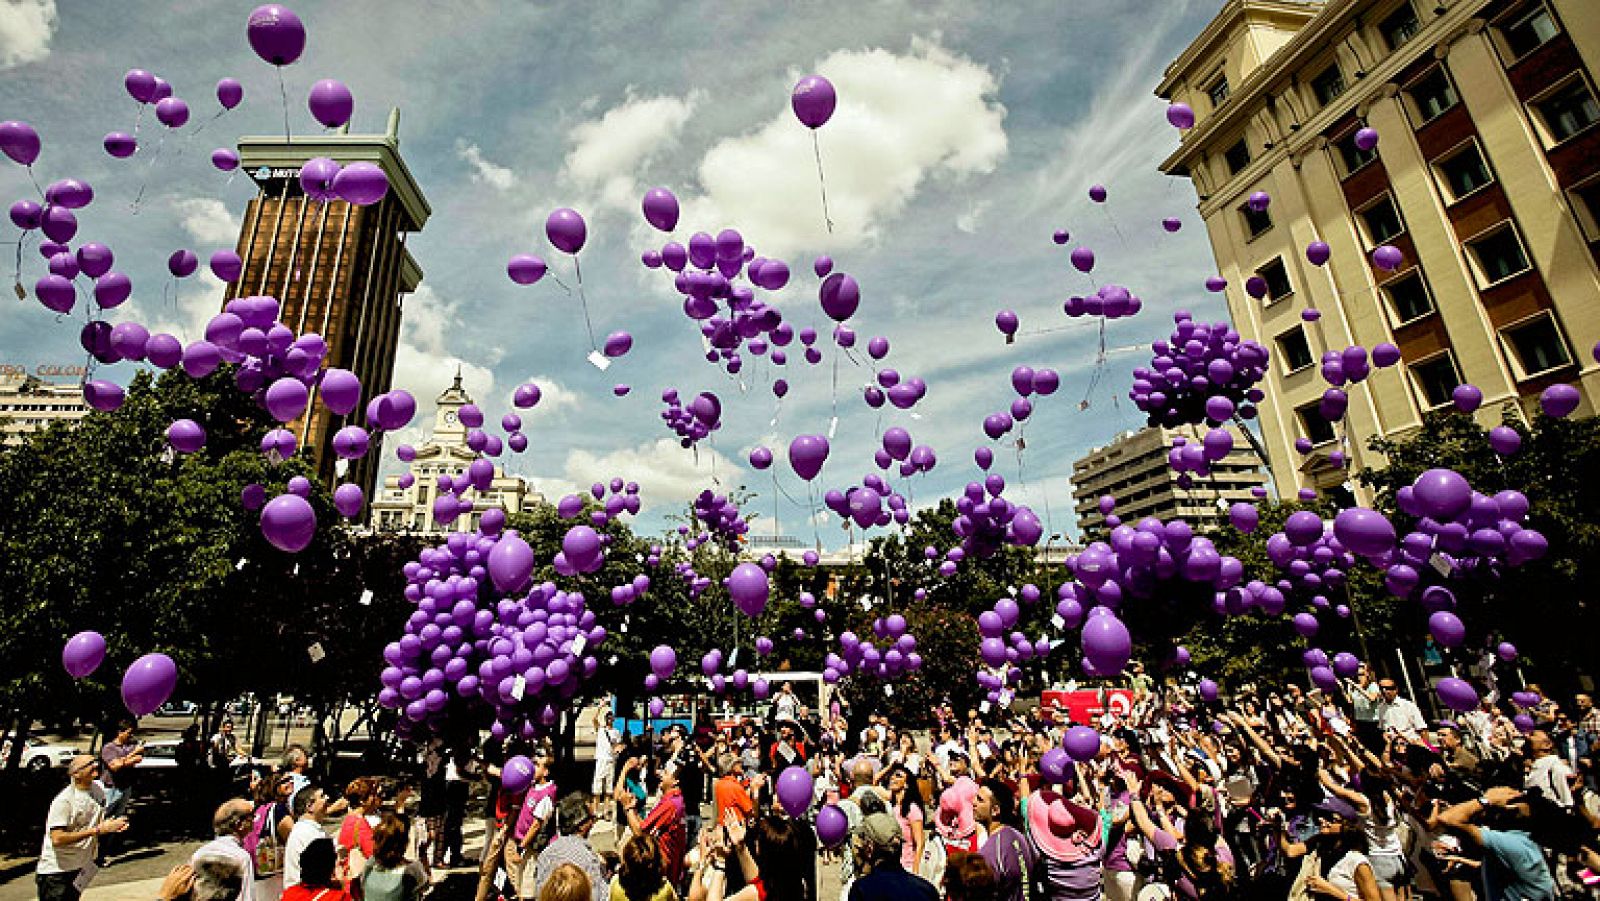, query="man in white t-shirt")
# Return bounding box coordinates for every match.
[36,755,127,901]
[1375,679,1432,743]
[774,682,801,723]
[591,709,622,817]
[192,799,256,901]
[1523,729,1575,810]
[283,784,331,889]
